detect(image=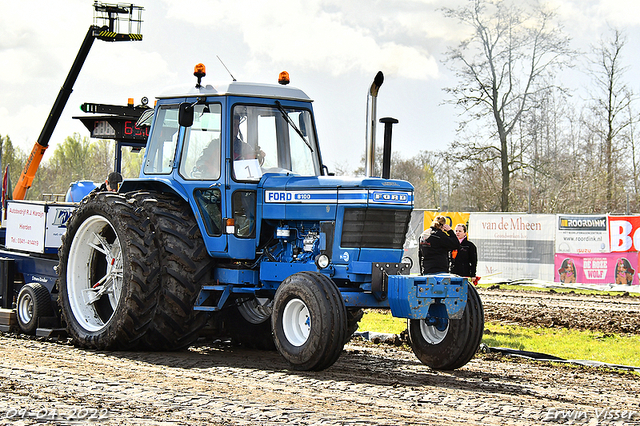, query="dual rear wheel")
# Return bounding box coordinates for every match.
[57,191,209,350]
